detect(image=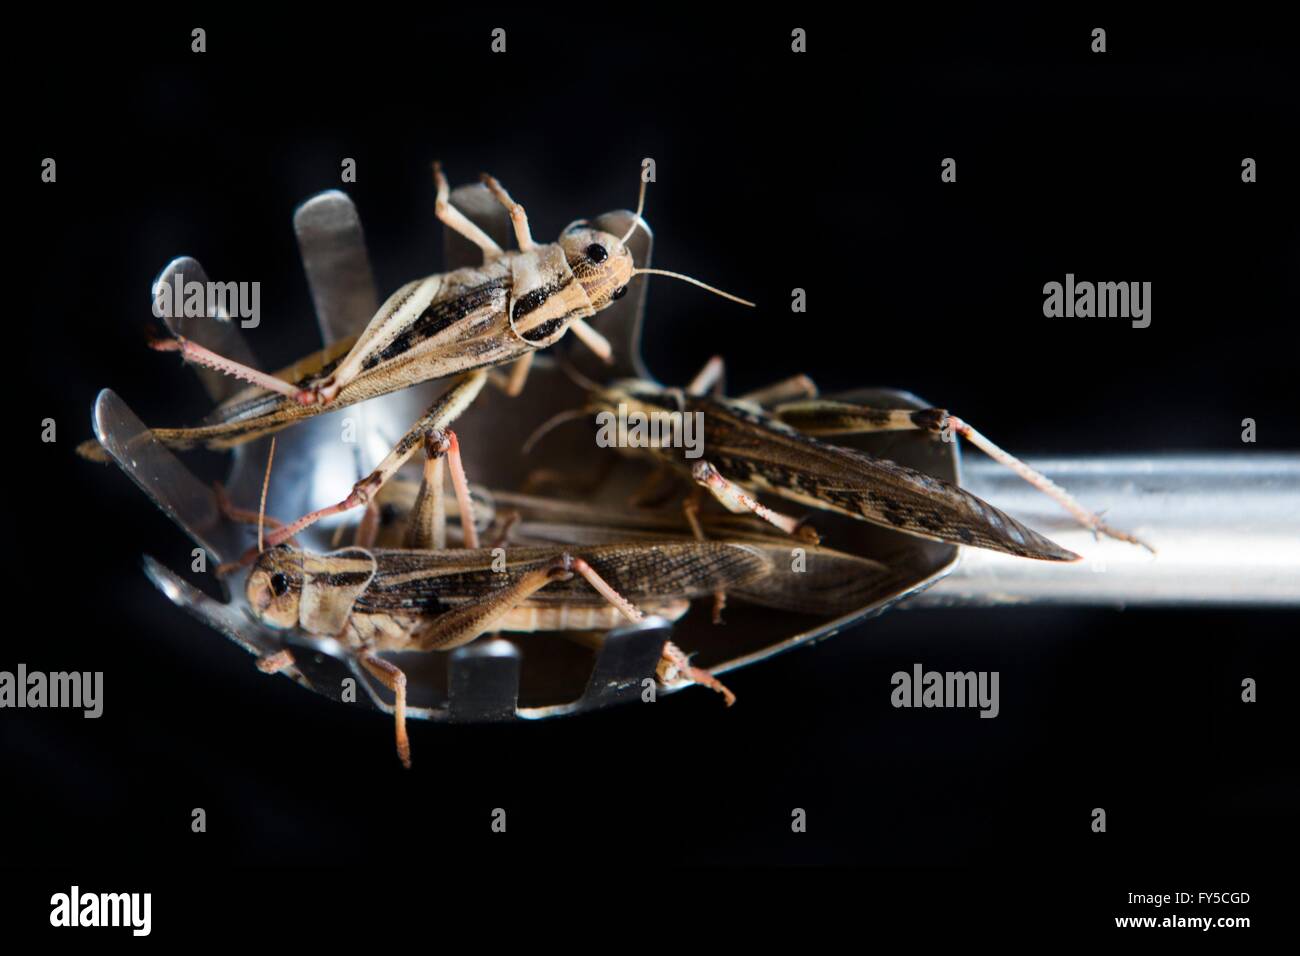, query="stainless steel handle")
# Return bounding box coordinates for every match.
[908,453,1300,607]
